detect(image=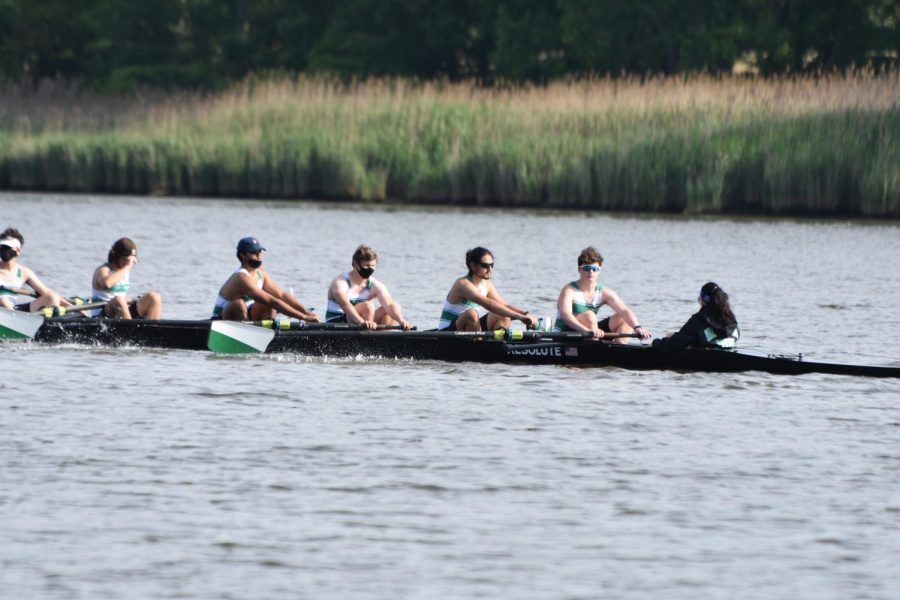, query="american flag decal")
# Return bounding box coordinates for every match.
[564,347,578,357]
